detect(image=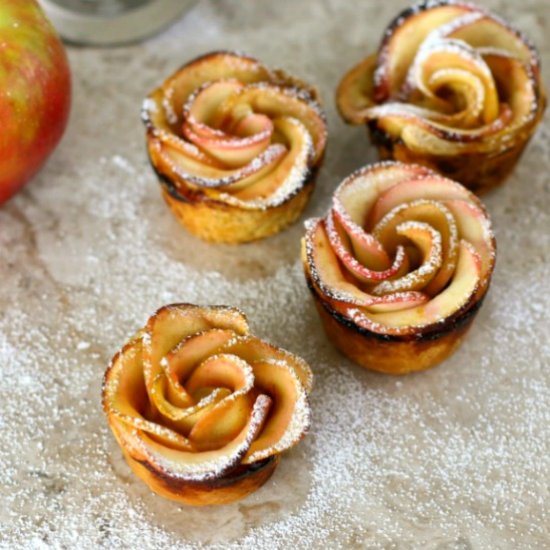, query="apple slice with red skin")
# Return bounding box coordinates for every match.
[181,80,275,168]
[371,221,442,295]
[371,199,459,296]
[158,51,274,131]
[183,79,244,139]
[142,304,249,401]
[373,1,474,101]
[182,119,273,168]
[228,117,312,203]
[333,162,435,267]
[326,210,409,284]
[213,84,326,164]
[368,175,476,228]
[304,218,428,312]
[128,394,271,482]
[243,360,310,463]
[343,239,482,334]
[155,138,287,191]
[104,338,196,452]
[221,335,313,395]
[442,198,495,286]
